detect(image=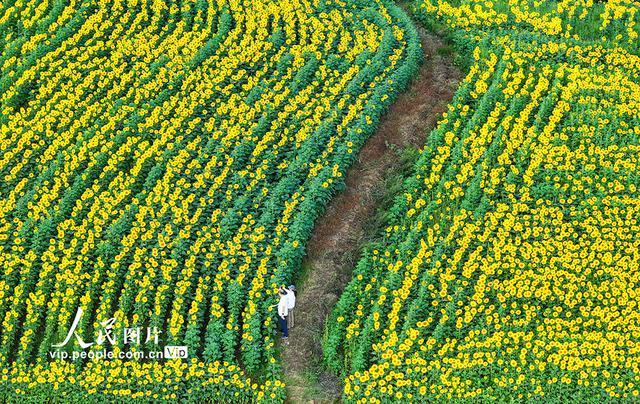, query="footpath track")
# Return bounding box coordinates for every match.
[280,17,462,403]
